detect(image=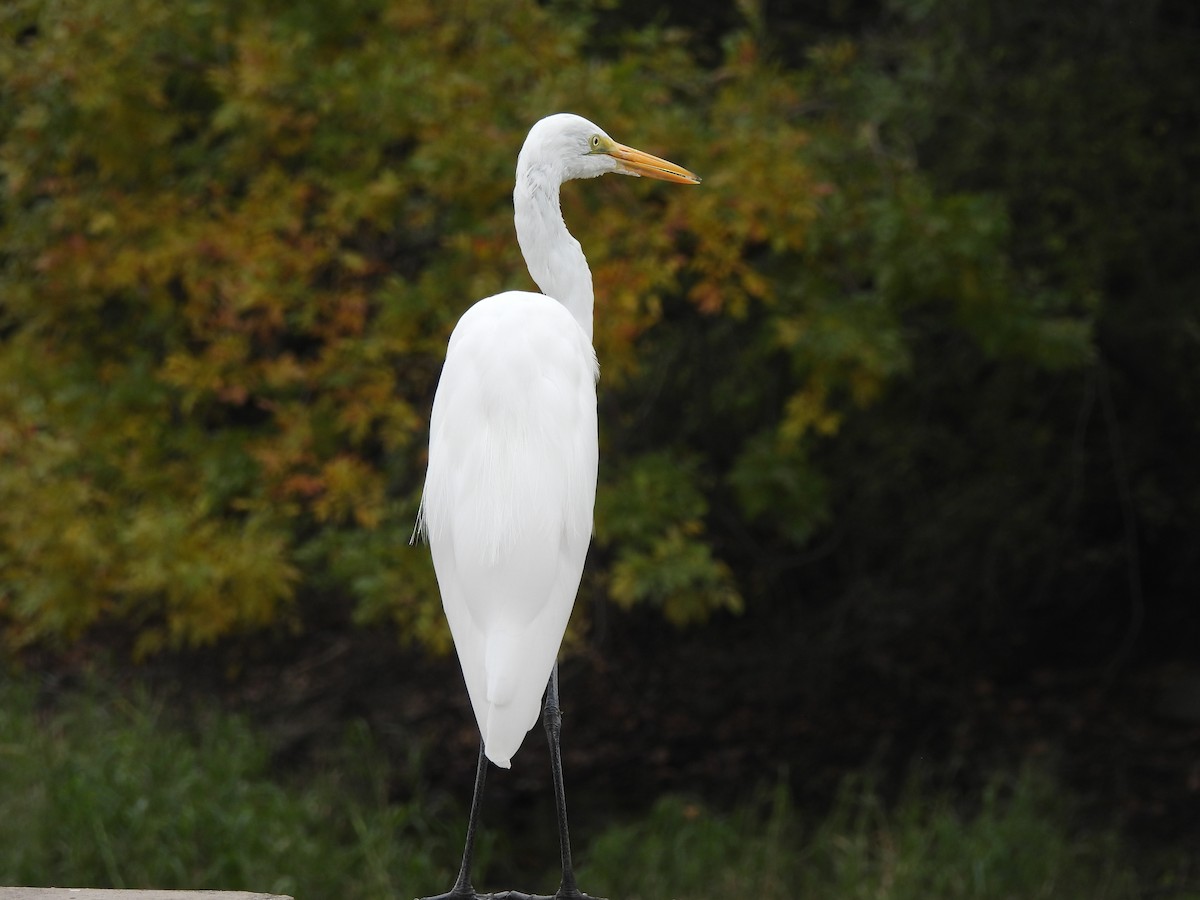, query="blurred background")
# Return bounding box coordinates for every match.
[1,0,1197,897]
